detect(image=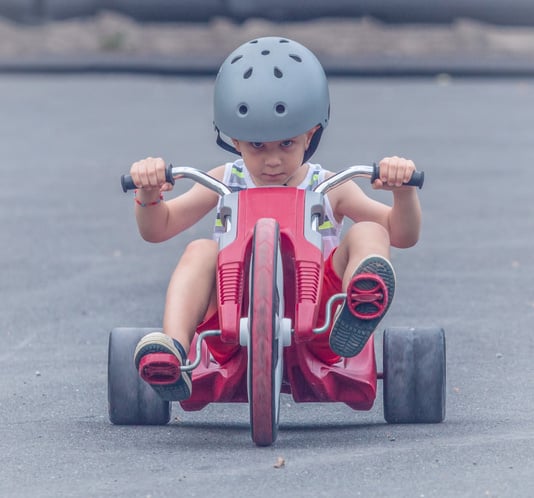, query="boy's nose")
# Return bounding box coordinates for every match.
[264,153,282,168]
